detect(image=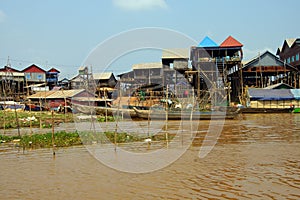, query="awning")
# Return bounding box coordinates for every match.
[248,88,294,101]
